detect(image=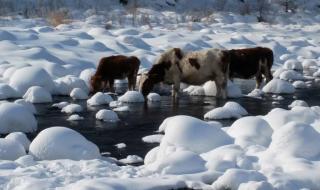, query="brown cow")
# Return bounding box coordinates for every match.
[140,48,230,99]
[229,47,273,88]
[90,55,140,93]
